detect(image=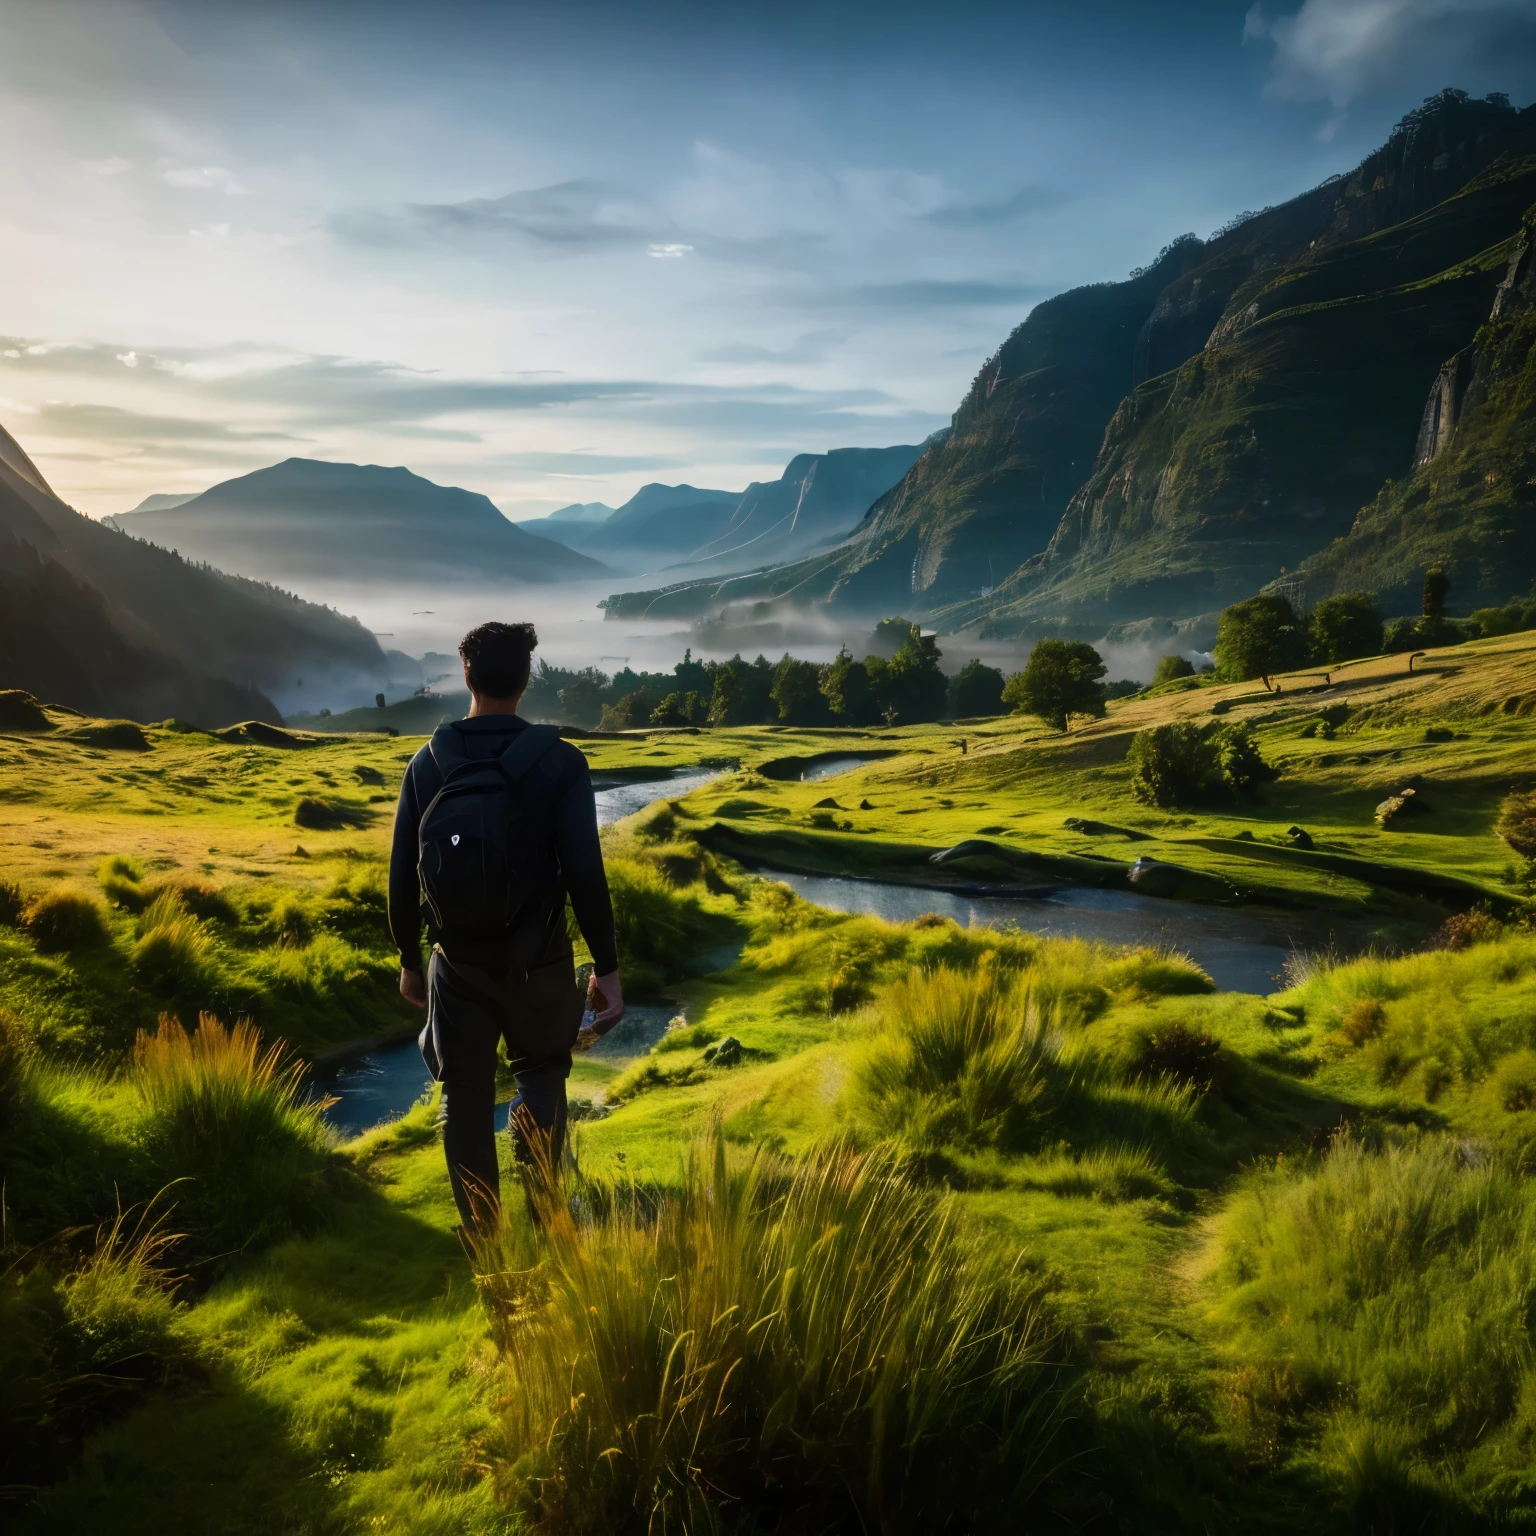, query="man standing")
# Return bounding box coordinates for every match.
[389,621,623,1230]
